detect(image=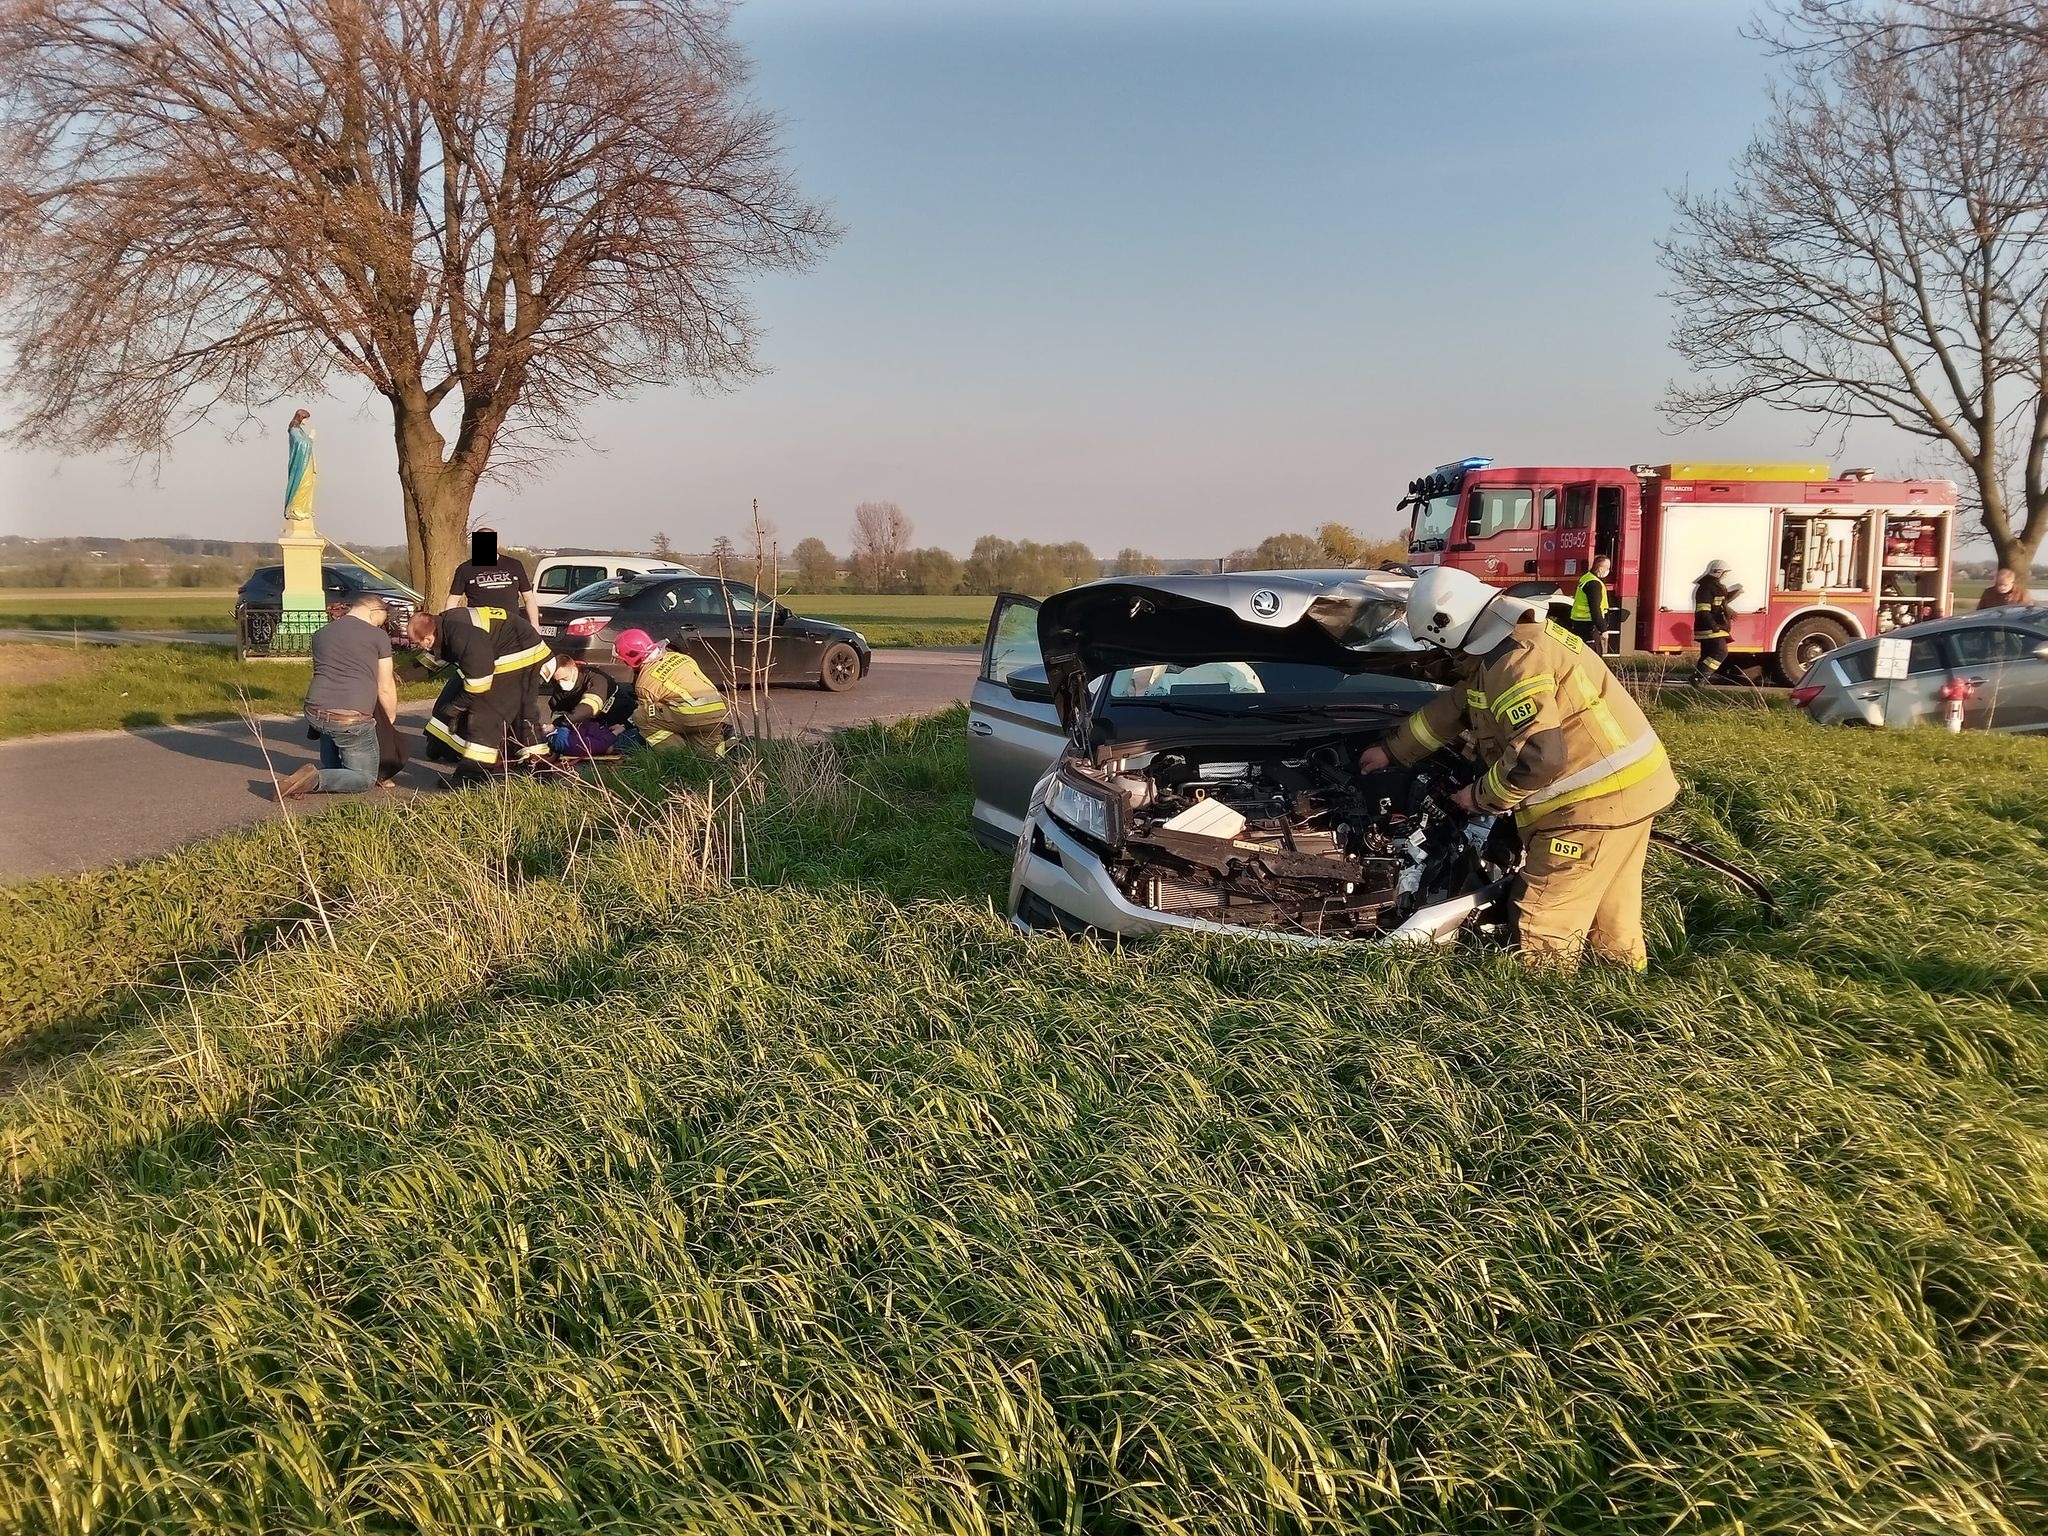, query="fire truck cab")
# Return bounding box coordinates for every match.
[1397,456,1956,683]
